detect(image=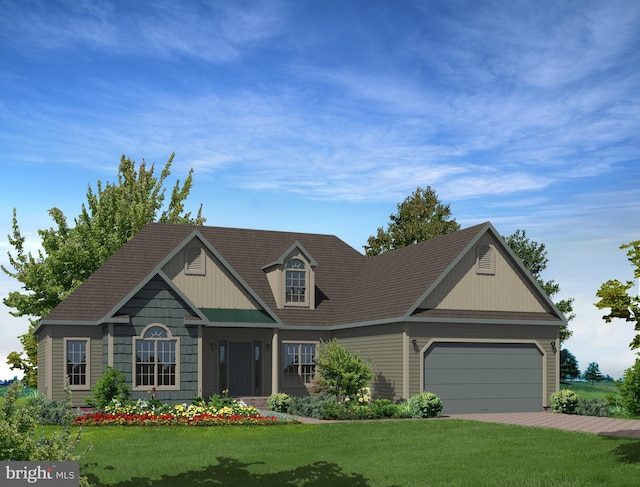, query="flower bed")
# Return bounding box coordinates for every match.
[74,391,297,426]
[74,411,282,426]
